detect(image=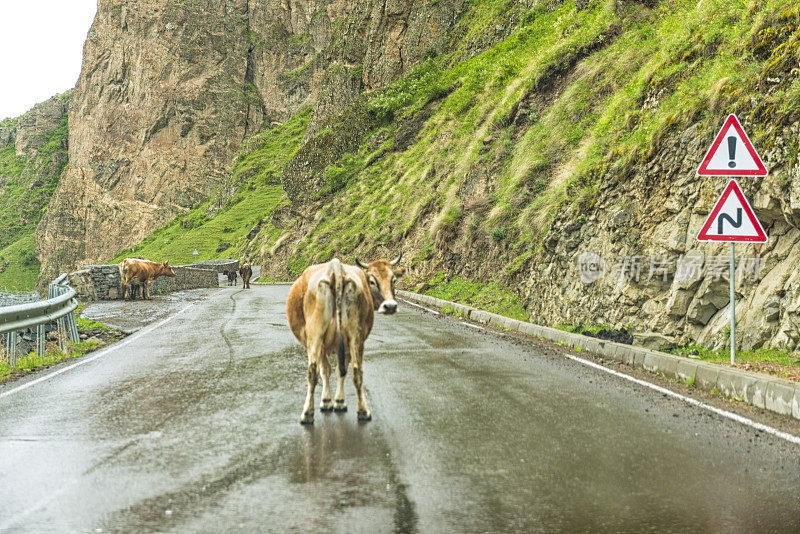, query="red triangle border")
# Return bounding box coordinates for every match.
[697,114,768,177]
[697,179,767,242]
